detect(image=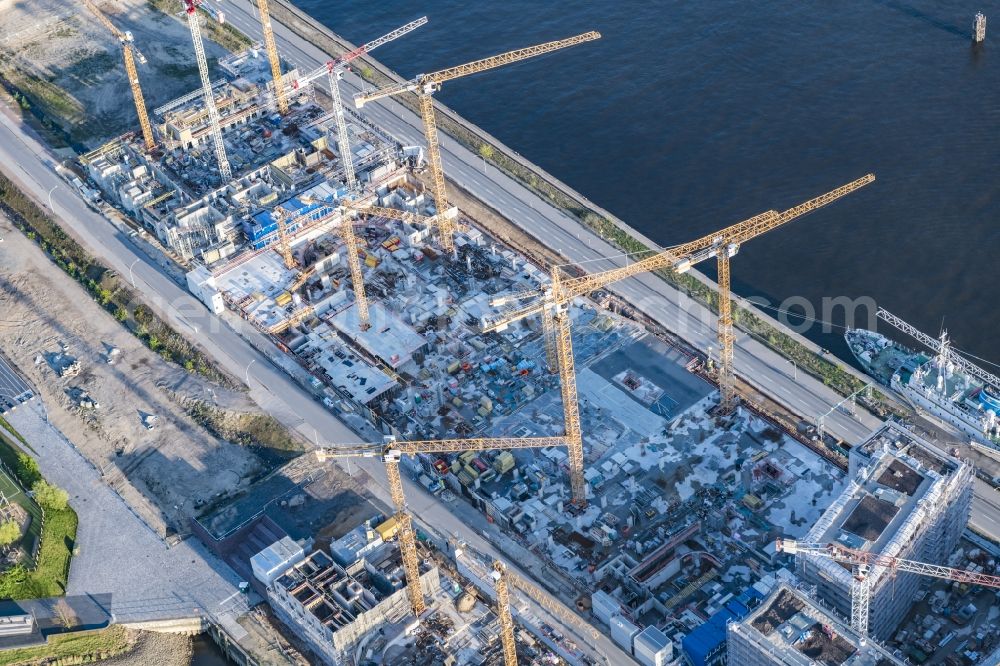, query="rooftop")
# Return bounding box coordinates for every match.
[329,522,384,567]
[876,460,923,496]
[327,302,426,370]
[803,422,960,576]
[304,326,398,405]
[683,587,763,666]
[841,495,899,542]
[732,584,905,666]
[636,625,670,651]
[252,536,304,578]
